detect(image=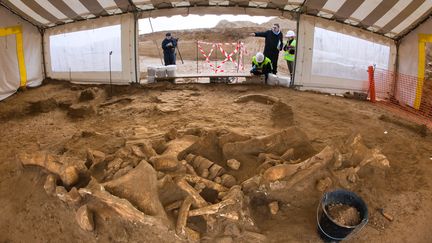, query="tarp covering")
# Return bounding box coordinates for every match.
[295,14,397,93]
[312,27,390,81]
[397,17,432,108]
[399,17,432,77]
[1,0,431,40]
[49,25,122,72]
[0,6,43,101]
[44,13,136,84]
